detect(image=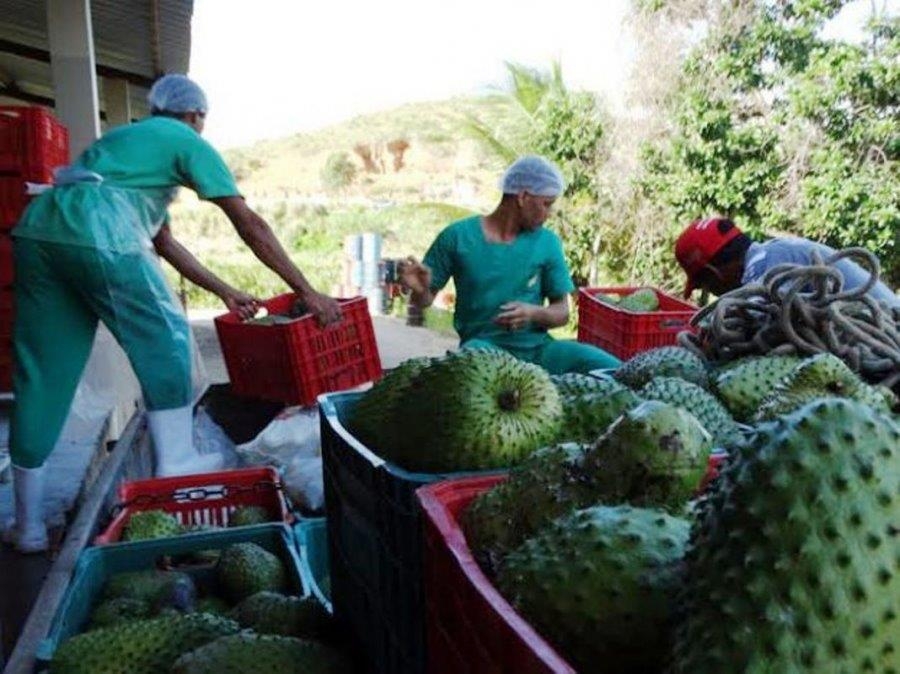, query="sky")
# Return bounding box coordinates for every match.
[189,0,897,149]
